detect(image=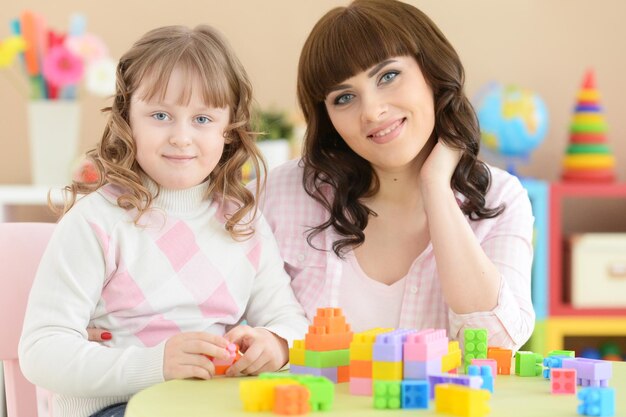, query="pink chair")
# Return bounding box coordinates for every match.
[0,222,55,417]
